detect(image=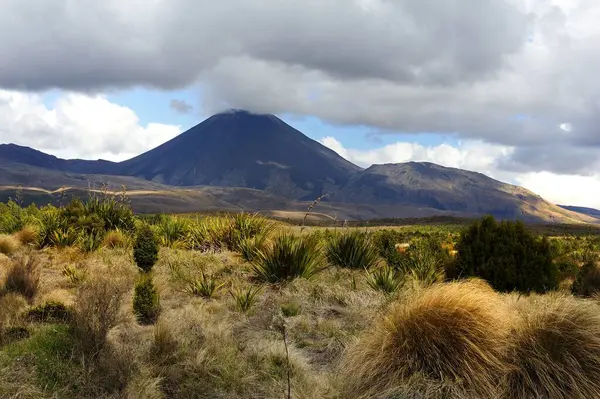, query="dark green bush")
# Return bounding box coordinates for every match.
[326,230,380,269]
[572,257,600,297]
[27,301,73,323]
[133,224,159,272]
[133,275,161,325]
[455,216,557,293]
